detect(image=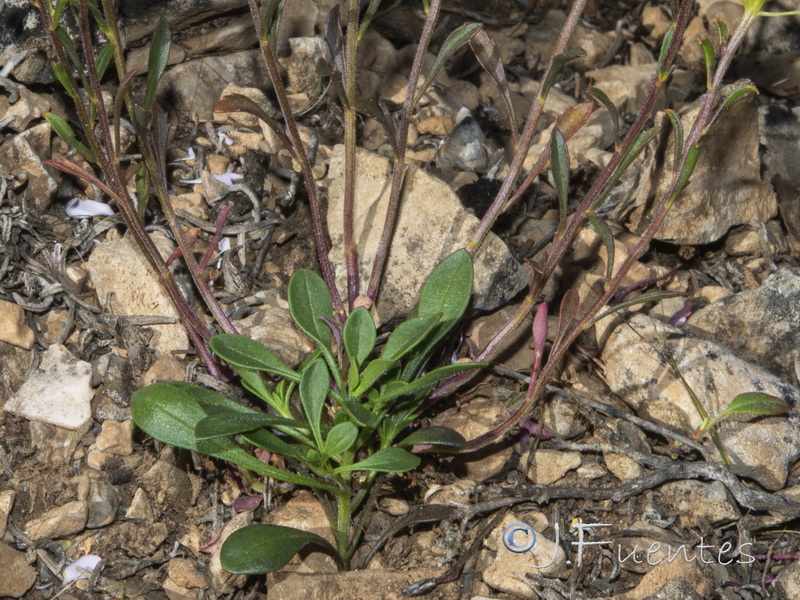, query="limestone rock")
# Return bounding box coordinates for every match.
[267,494,337,574]
[687,267,800,382]
[0,122,57,210]
[658,481,739,528]
[25,500,88,540]
[482,512,567,596]
[0,543,36,598]
[0,299,34,349]
[616,88,776,245]
[773,559,800,600]
[601,312,800,490]
[267,569,453,600]
[5,344,93,430]
[326,146,527,324]
[527,449,581,485]
[96,420,134,456]
[88,233,189,357]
